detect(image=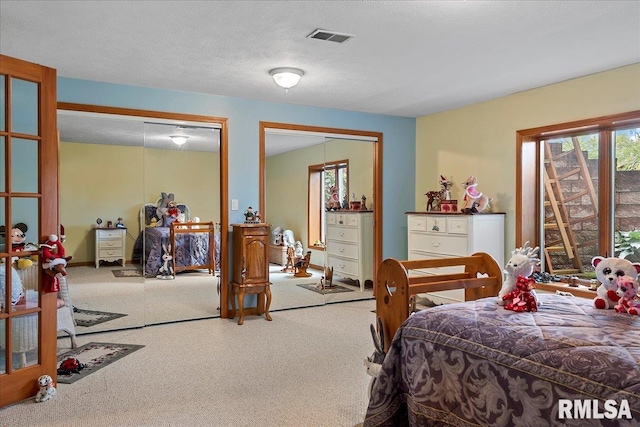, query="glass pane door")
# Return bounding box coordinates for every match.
[614,127,640,263]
